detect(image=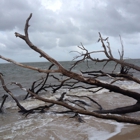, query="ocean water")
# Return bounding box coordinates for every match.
[0,60,140,140]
